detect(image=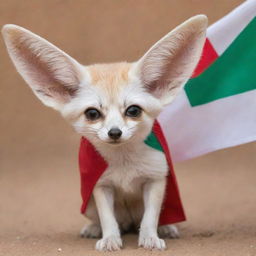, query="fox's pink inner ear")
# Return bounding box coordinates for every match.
[137,15,207,105]
[2,25,84,110]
